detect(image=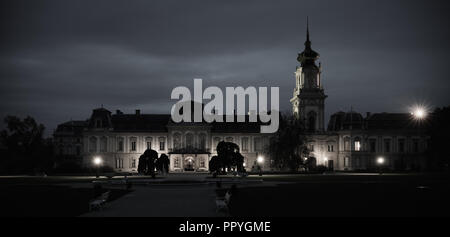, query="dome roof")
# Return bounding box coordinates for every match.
[327,111,364,131]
